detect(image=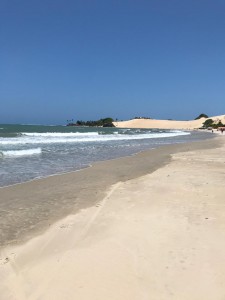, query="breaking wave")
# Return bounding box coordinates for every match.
[0,148,42,157]
[0,131,190,145]
[21,132,99,137]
